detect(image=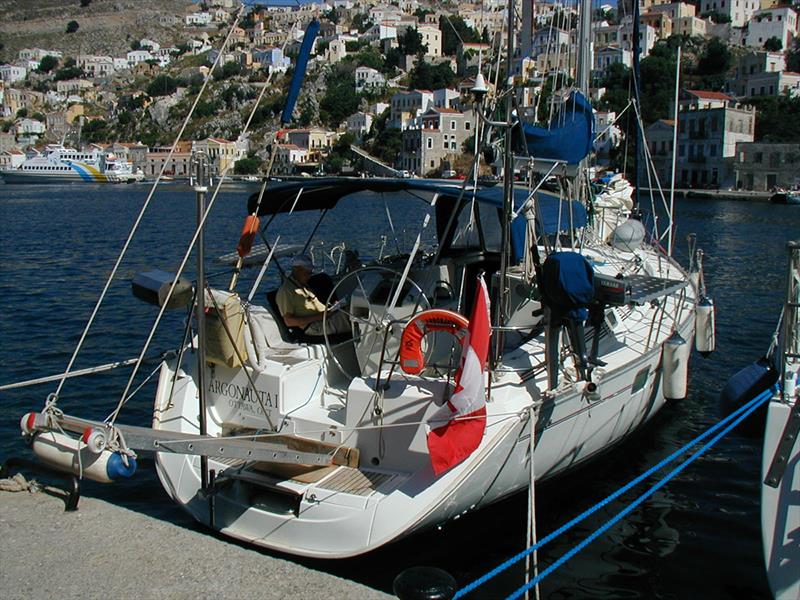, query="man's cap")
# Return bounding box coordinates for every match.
[291,254,313,271]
